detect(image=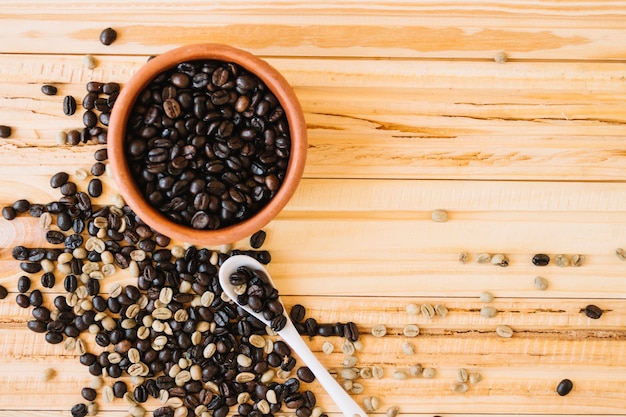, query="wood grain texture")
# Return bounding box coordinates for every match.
[1,1,626,416]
